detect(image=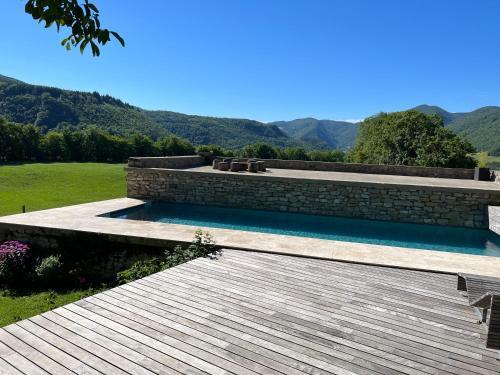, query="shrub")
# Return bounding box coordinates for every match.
[196,144,234,157]
[0,241,30,285]
[163,229,218,269]
[116,230,218,284]
[116,258,163,284]
[241,142,277,159]
[35,255,64,285]
[477,151,489,168]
